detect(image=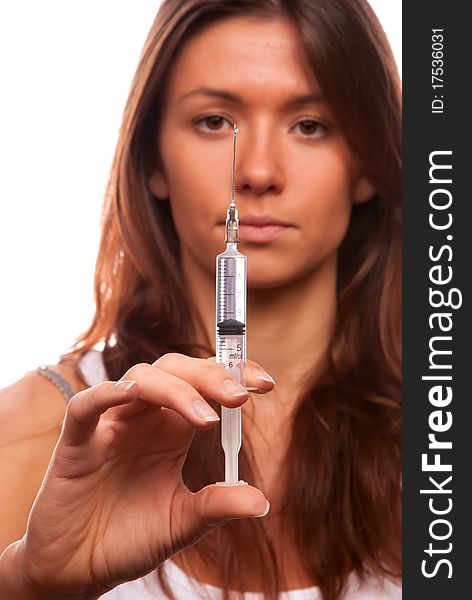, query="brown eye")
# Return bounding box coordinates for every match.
[295,120,327,138]
[194,114,232,133]
[202,116,225,130]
